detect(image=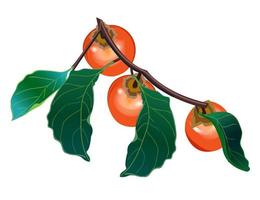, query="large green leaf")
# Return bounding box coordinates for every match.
[11,70,69,120]
[121,86,176,177]
[47,69,101,161]
[200,112,250,171]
